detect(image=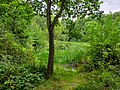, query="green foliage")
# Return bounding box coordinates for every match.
[83,21,102,42]
[0,0,34,43]
[54,22,68,41]
[81,14,120,72]
[0,1,46,90]
[54,41,90,64]
[0,62,45,90]
[0,0,120,89]
[31,15,47,31]
[75,83,100,90]
[90,43,120,69]
[76,70,120,90]
[28,16,48,51]
[61,16,99,42]
[61,19,76,41]
[0,29,34,64]
[28,0,102,19]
